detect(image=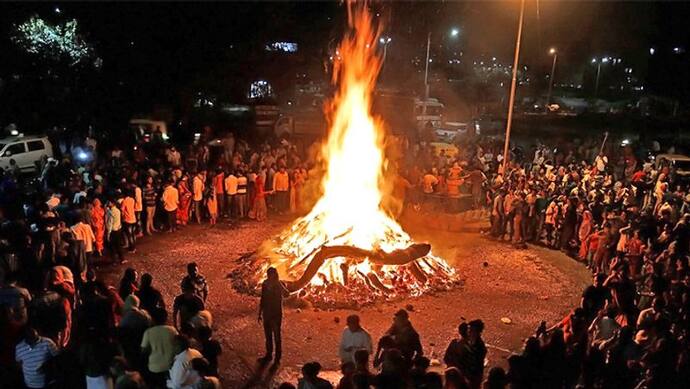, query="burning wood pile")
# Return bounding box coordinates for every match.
[230,1,458,309]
